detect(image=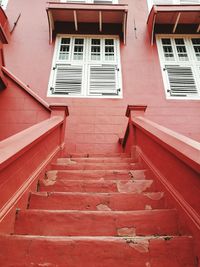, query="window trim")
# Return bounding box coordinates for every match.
[147,0,200,12]
[60,0,119,4]
[0,0,9,9]
[47,34,123,99]
[156,34,200,100]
